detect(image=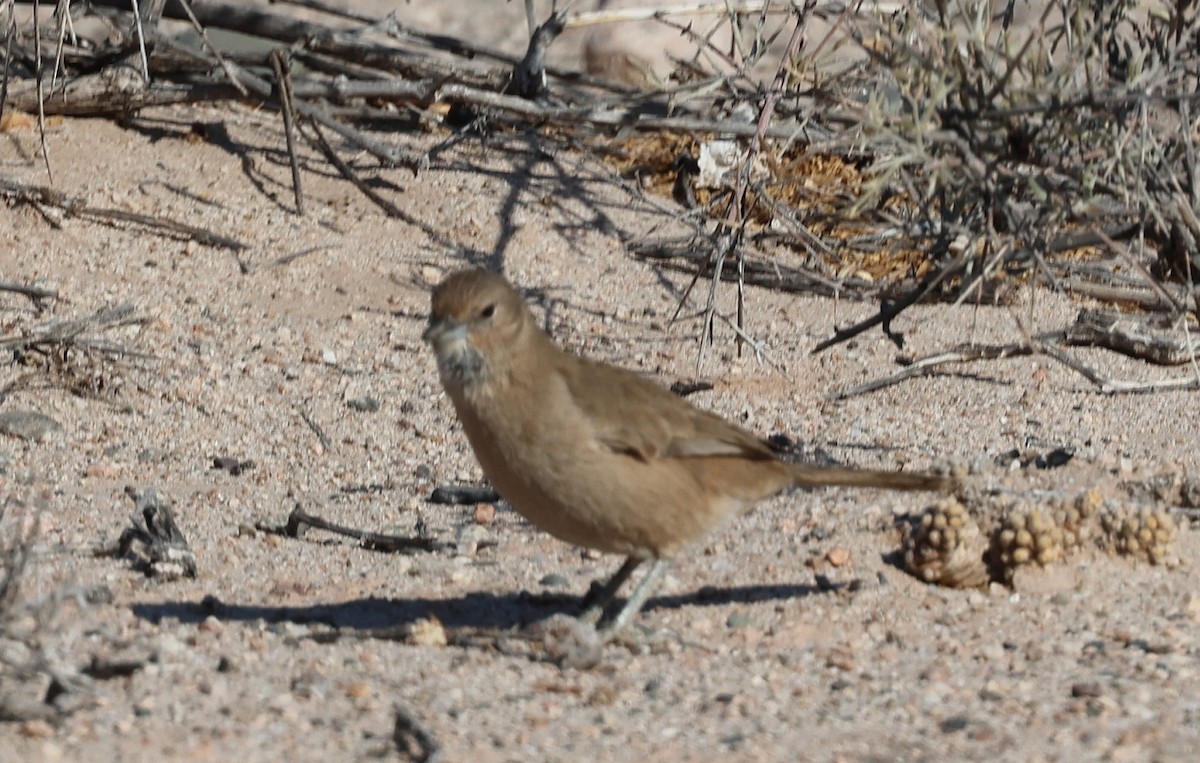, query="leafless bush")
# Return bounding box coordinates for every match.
[0,489,55,722]
[828,0,1200,306]
[0,488,112,723]
[0,492,38,619]
[2,1,1196,349]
